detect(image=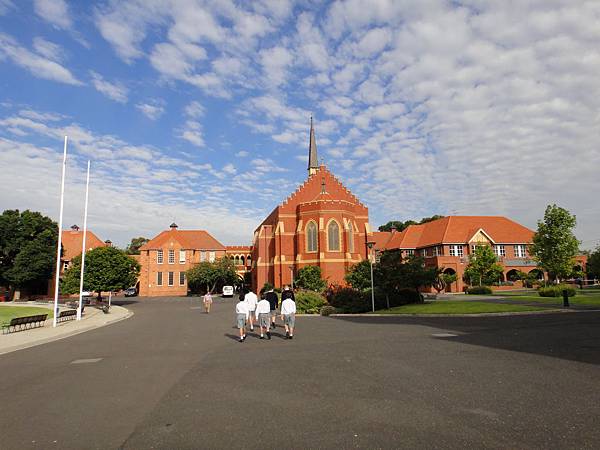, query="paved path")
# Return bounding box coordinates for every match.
[0,296,599,449]
[0,302,131,355]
